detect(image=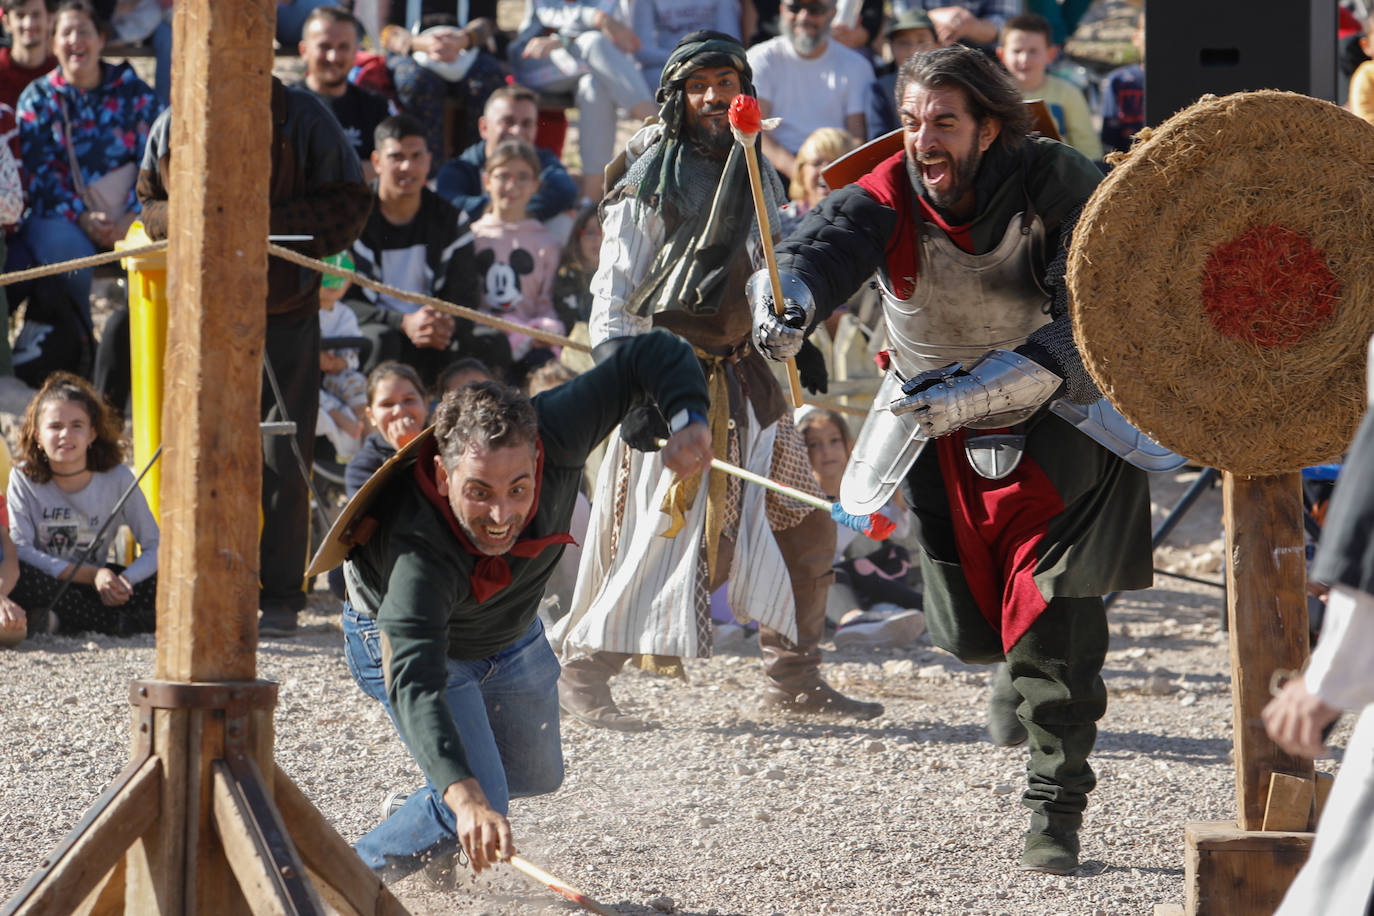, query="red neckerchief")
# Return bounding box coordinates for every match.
[856,150,975,299]
[412,435,575,604]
